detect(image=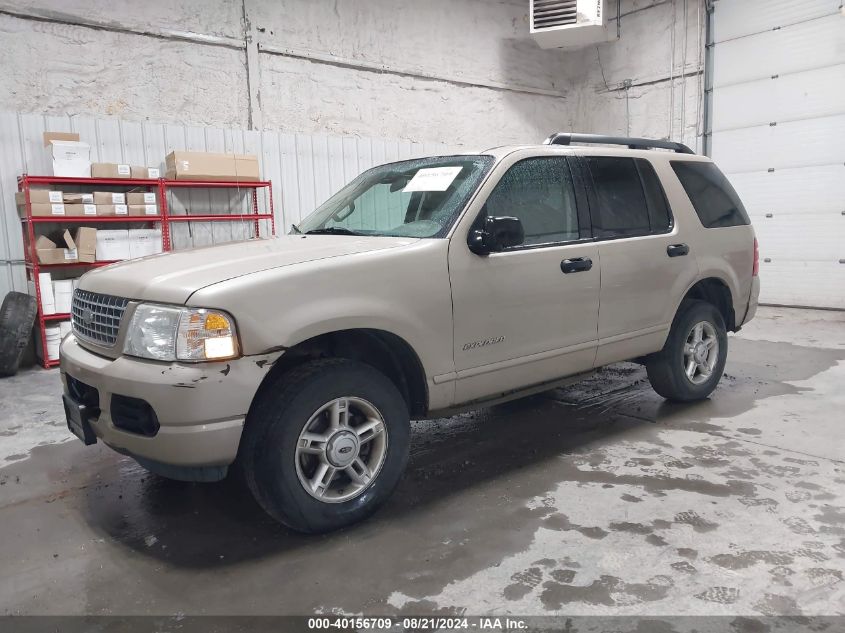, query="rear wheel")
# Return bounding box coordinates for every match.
[239,358,410,533]
[646,300,728,402]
